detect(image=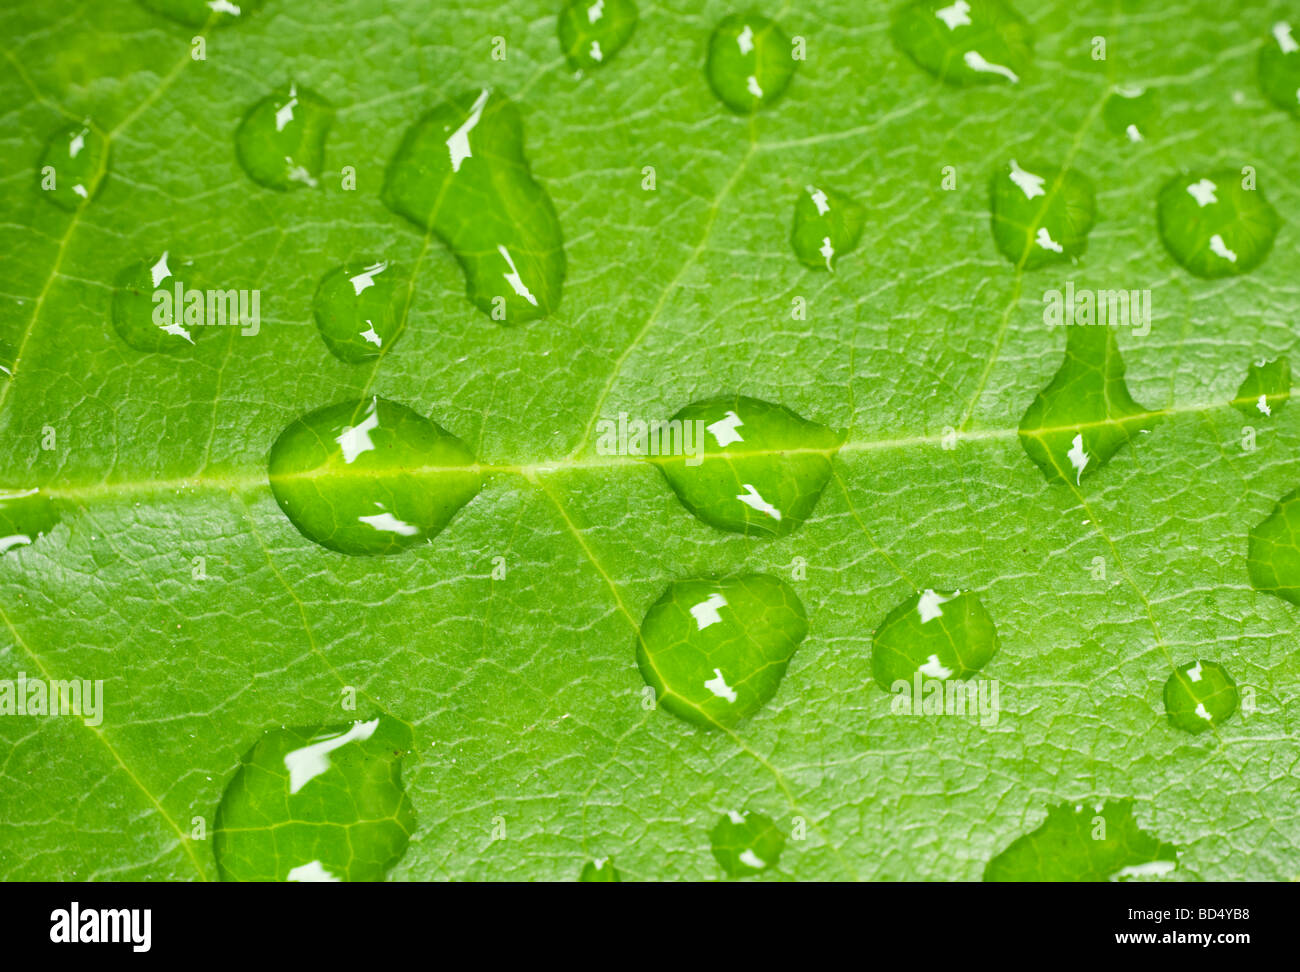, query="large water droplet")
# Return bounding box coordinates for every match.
[558,0,638,70]
[38,122,107,211]
[138,0,266,28]
[111,251,201,353]
[234,83,332,191]
[871,589,998,689]
[1258,21,1300,116]
[791,184,865,271]
[1163,660,1237,734]
[1232,356,1289,418]
[653,395,842,537]
[989,159,1096,269]
[1103,84,1154,143]
[213,716,416,882]
[1248,488,1300,605]
[268,397,482,556]
[1156,170,1279,278]
[636,574,807,730]
[0,488,59,557]
[985,800,1178,881]
[705,13,796,112]
[710,810,784,877]
[1019,327,1159,484]
[312,261,405,363]
[892,0,1032,86]
[579,857,621,881]
[382,89,565,324]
